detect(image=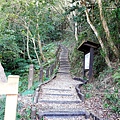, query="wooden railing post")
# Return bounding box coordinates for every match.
[46,67,50,78]
[39,67,44,82]
[28,64,34,89]
[0,75,19,120]
[49,64,53,76]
